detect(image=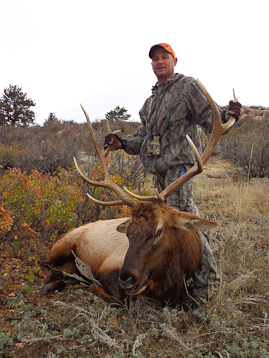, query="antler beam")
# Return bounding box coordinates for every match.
[74,105,136,207]
[160,79,236,200]
[123,80,236,202]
